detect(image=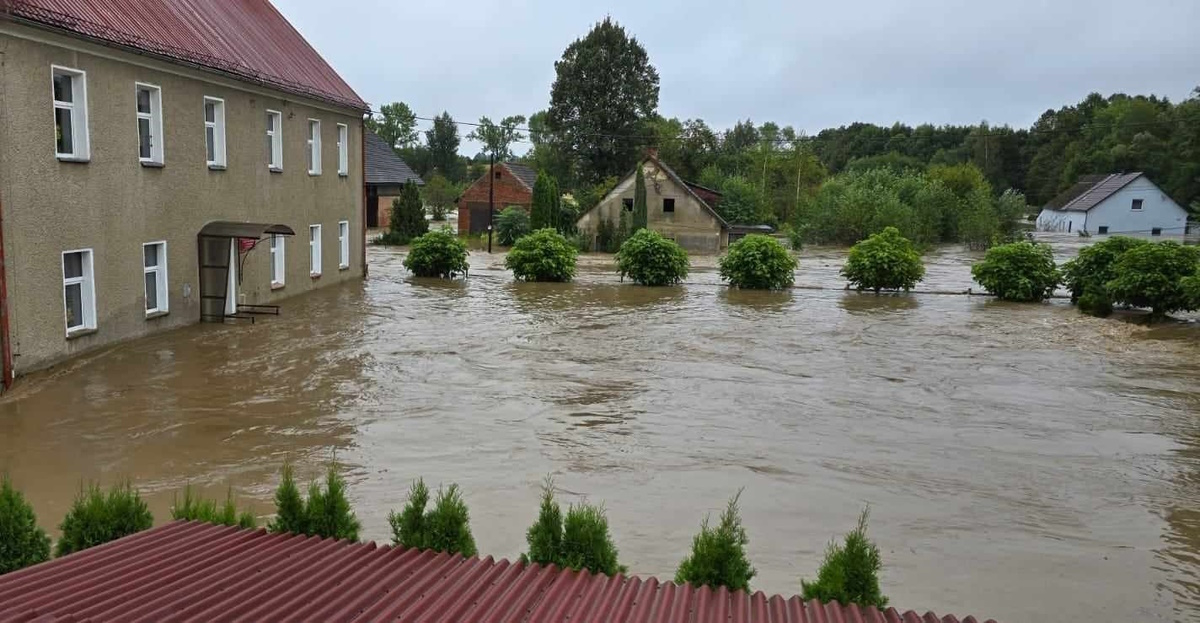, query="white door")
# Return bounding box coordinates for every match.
[226,239,238,315]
